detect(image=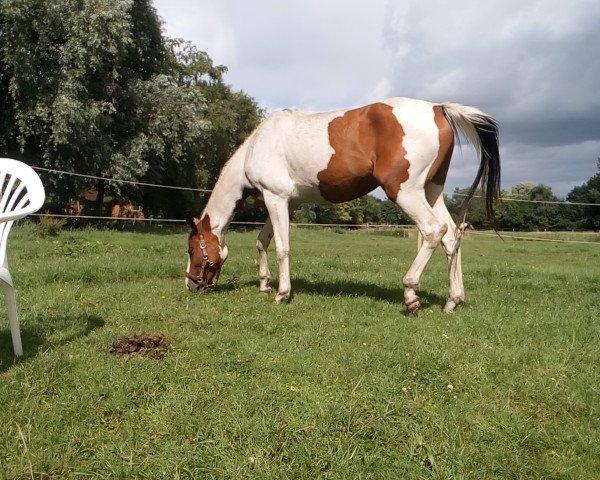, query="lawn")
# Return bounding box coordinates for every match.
[1,225,599,479]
